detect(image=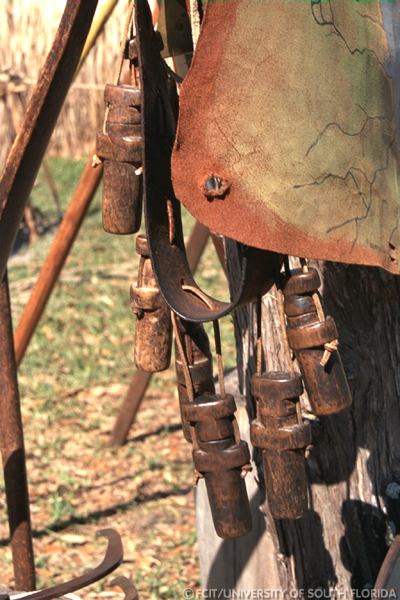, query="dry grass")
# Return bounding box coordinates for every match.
[0,0,130,164]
